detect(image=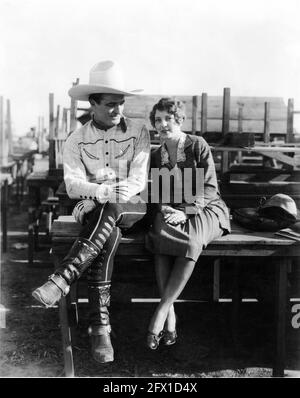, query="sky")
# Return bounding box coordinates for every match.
[1,0,300,136]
